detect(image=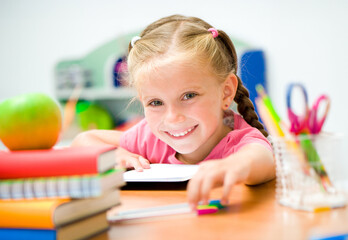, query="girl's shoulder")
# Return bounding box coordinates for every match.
[120,118,154,144]
[119,118,174,163]
[223,110,250,130]
[222,111,272,152]
[231,111,251,130]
